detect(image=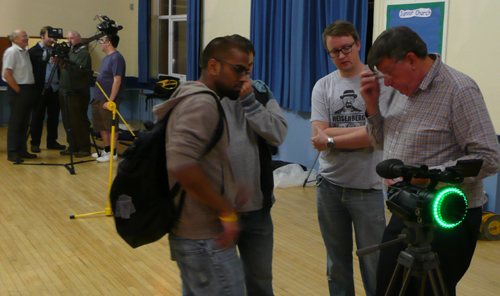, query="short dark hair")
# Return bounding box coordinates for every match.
[322,20,360,51]
[200,36,250,69]
[40,26,53,37]
[367,26,428,71]
[229,34,255,57]
[107,34,120,48]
